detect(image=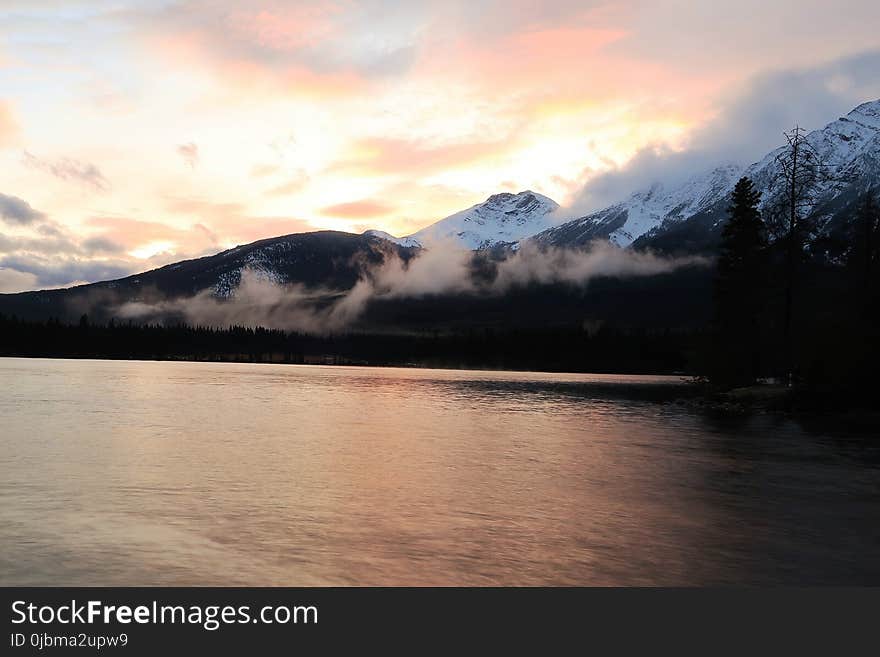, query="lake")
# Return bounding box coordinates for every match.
[0,357,877,585]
